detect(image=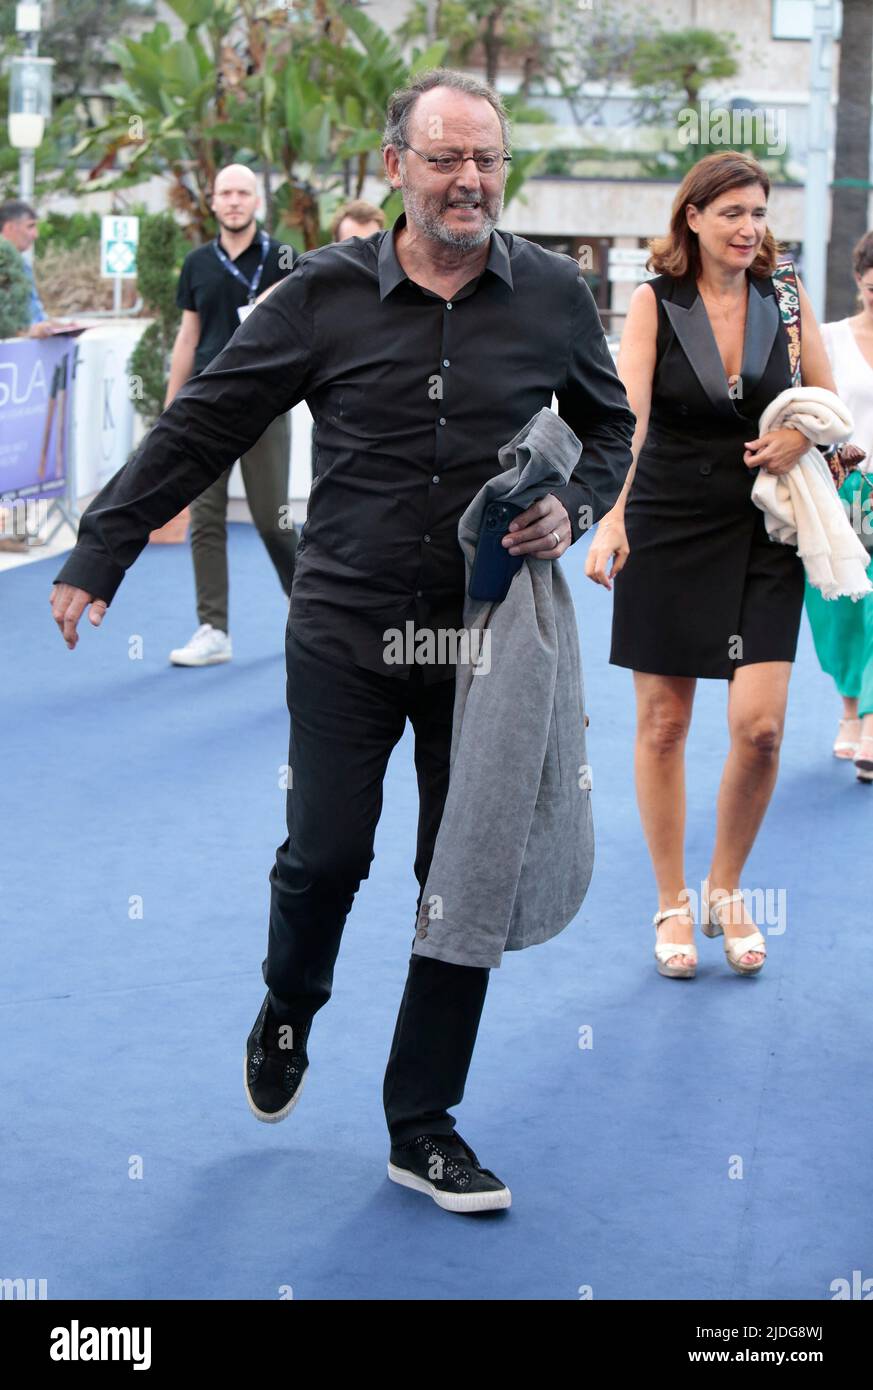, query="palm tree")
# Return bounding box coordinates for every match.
[826,0,873,319]
[66,0,449,248]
